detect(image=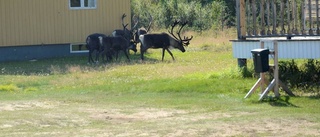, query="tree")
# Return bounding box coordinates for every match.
[131,0,236,30]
